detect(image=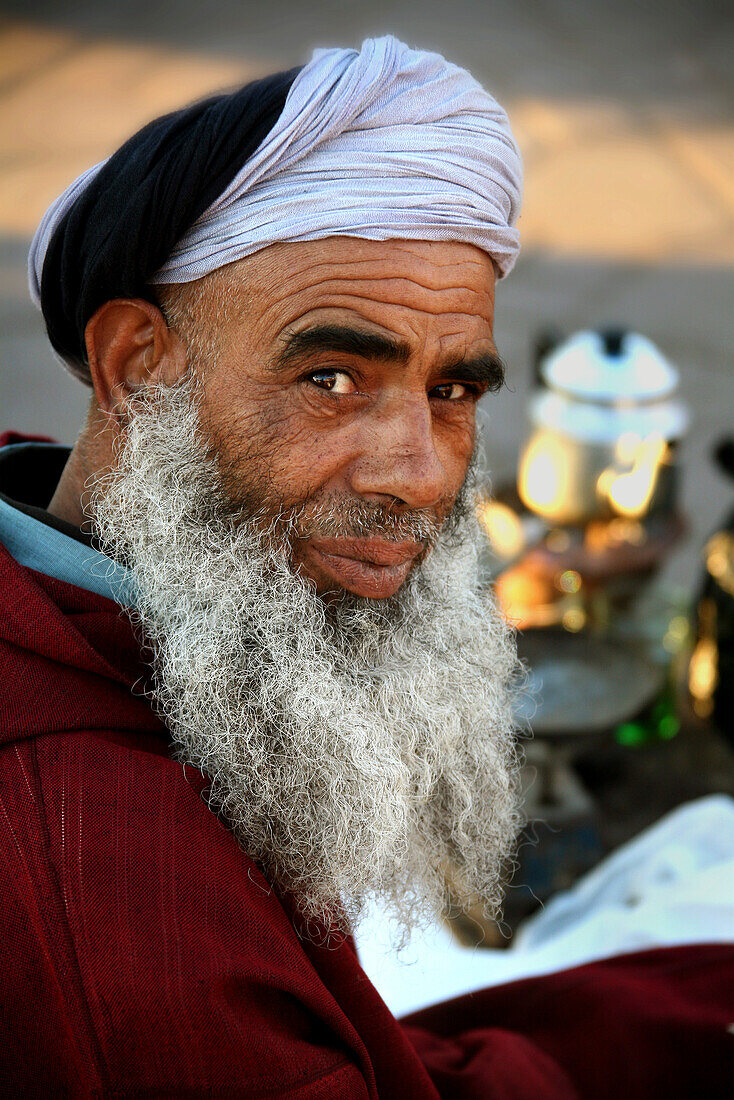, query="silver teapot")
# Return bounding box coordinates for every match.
[518,329,688,526]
